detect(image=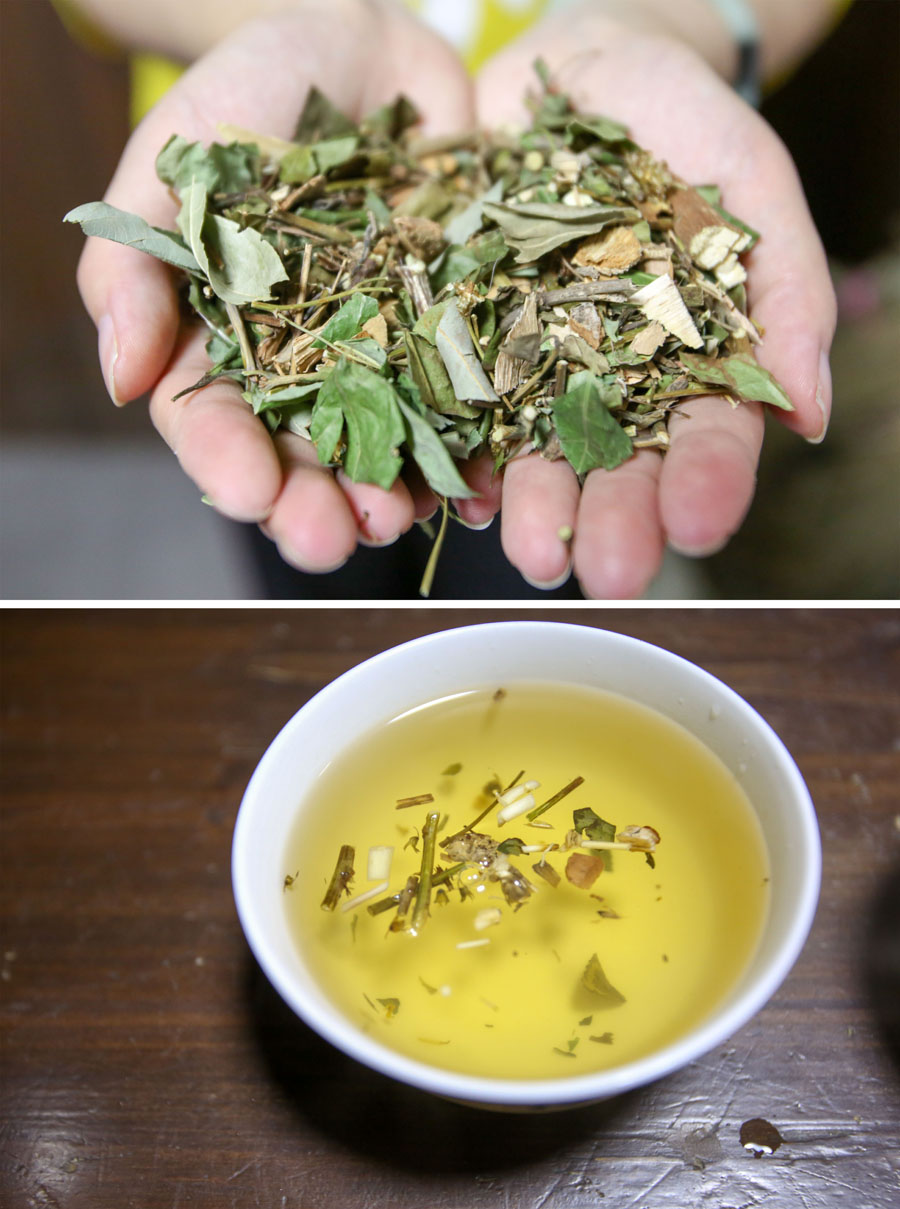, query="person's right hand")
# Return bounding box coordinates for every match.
[75,0,476,571]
